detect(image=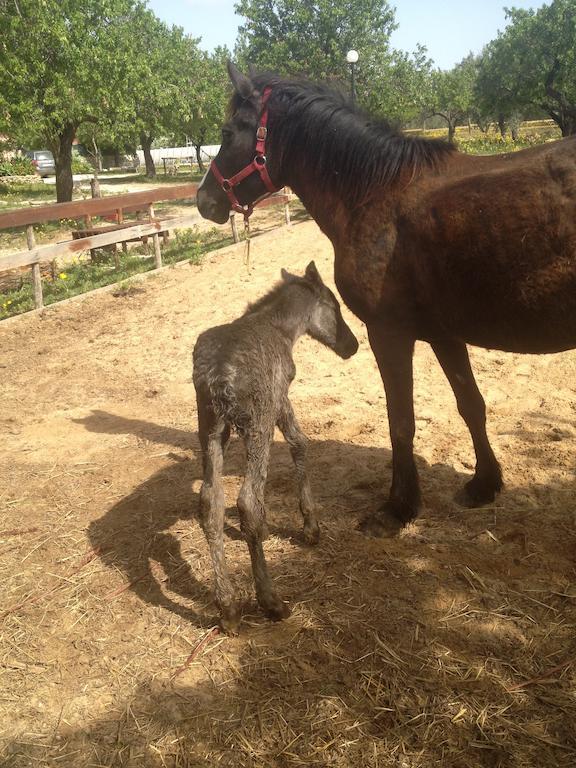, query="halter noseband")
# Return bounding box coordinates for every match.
[210,87,280,220]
